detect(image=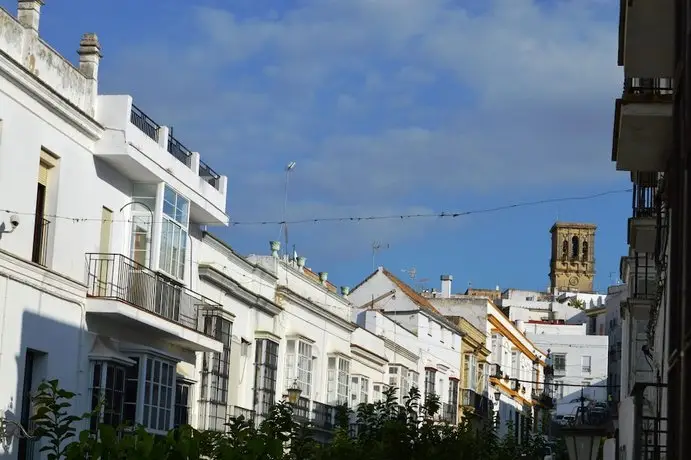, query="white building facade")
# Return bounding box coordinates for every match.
[523,323,609,406]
